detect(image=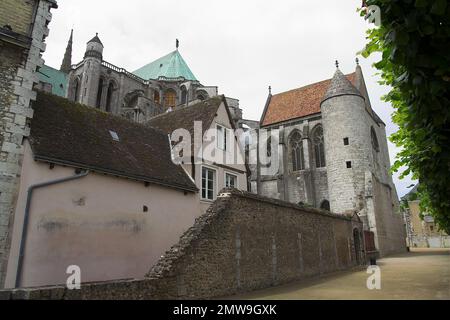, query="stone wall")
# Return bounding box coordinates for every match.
[0,189,364,299]
[0,0,56,287]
